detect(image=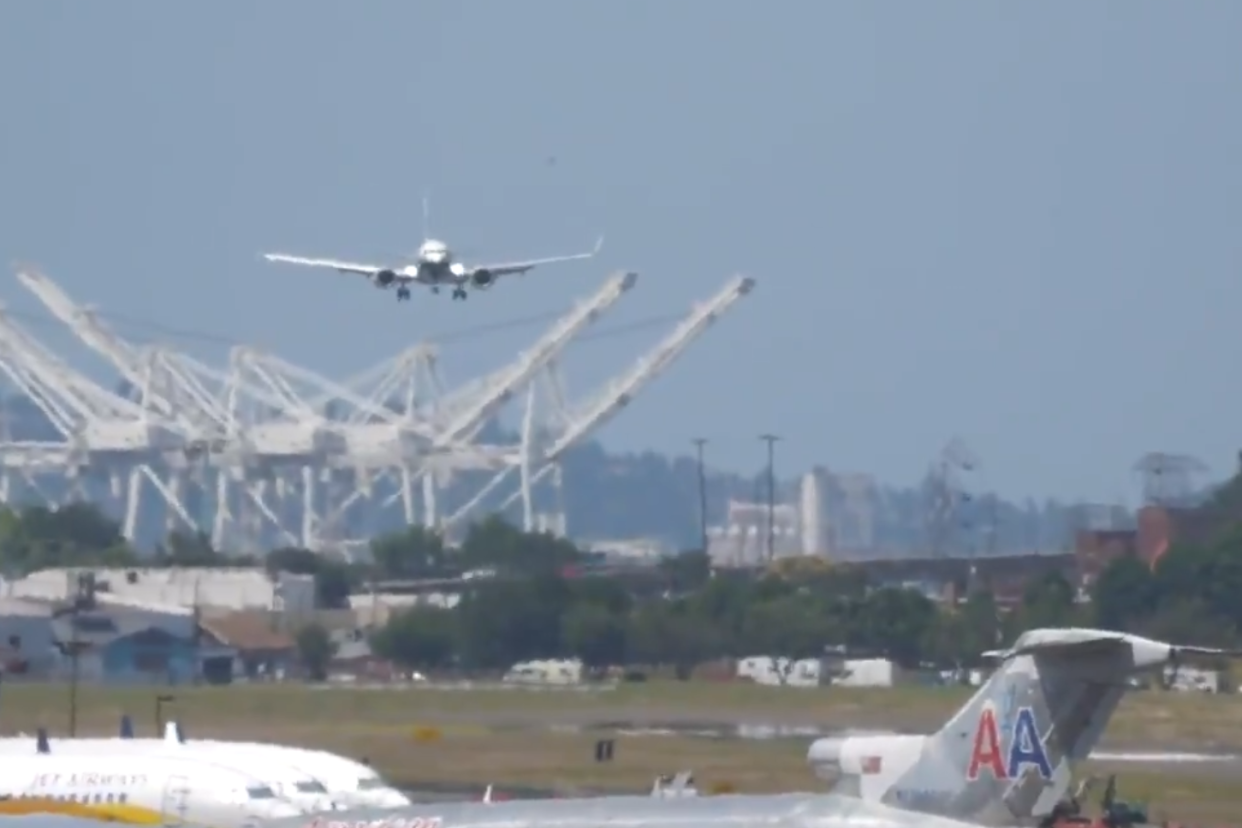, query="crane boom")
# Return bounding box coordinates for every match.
[434,271,638,447]
[545,275,754,460]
